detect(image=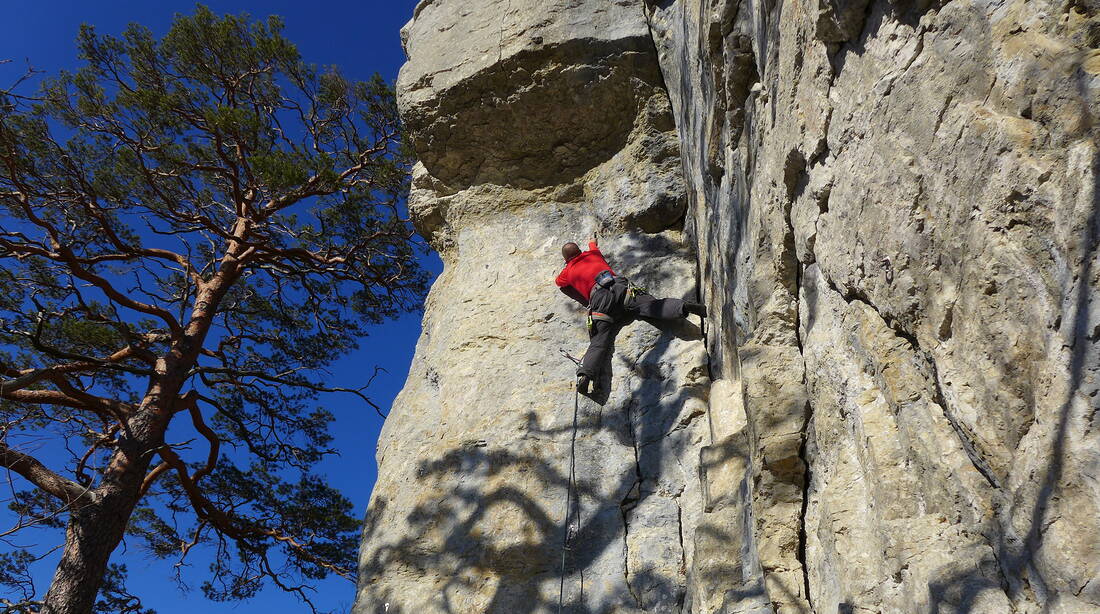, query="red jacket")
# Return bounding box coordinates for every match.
[556,241,614,305]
